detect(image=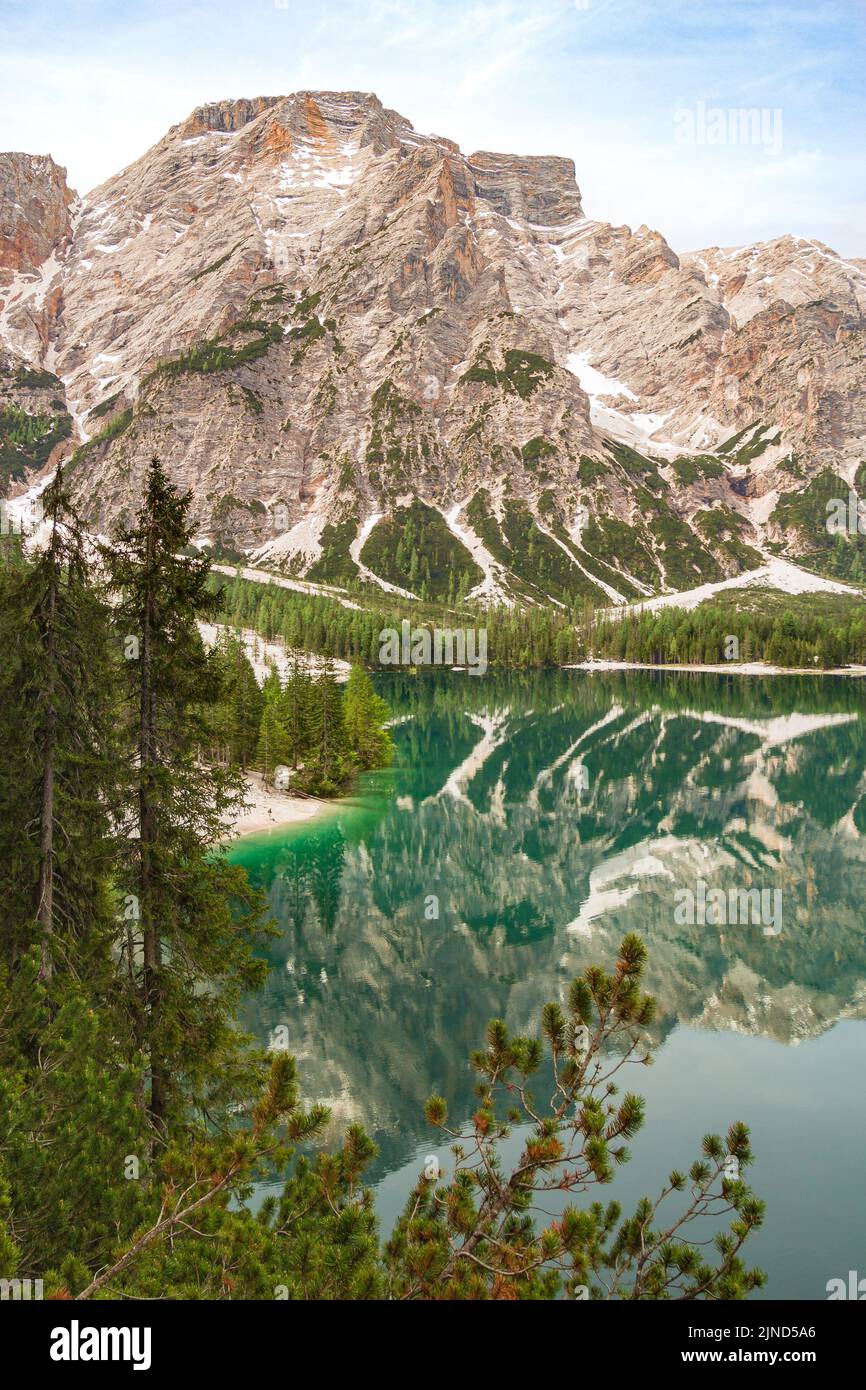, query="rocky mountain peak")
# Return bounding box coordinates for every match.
[168,91,585,222]
[173,90,415,160]
[177,96,282,138]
